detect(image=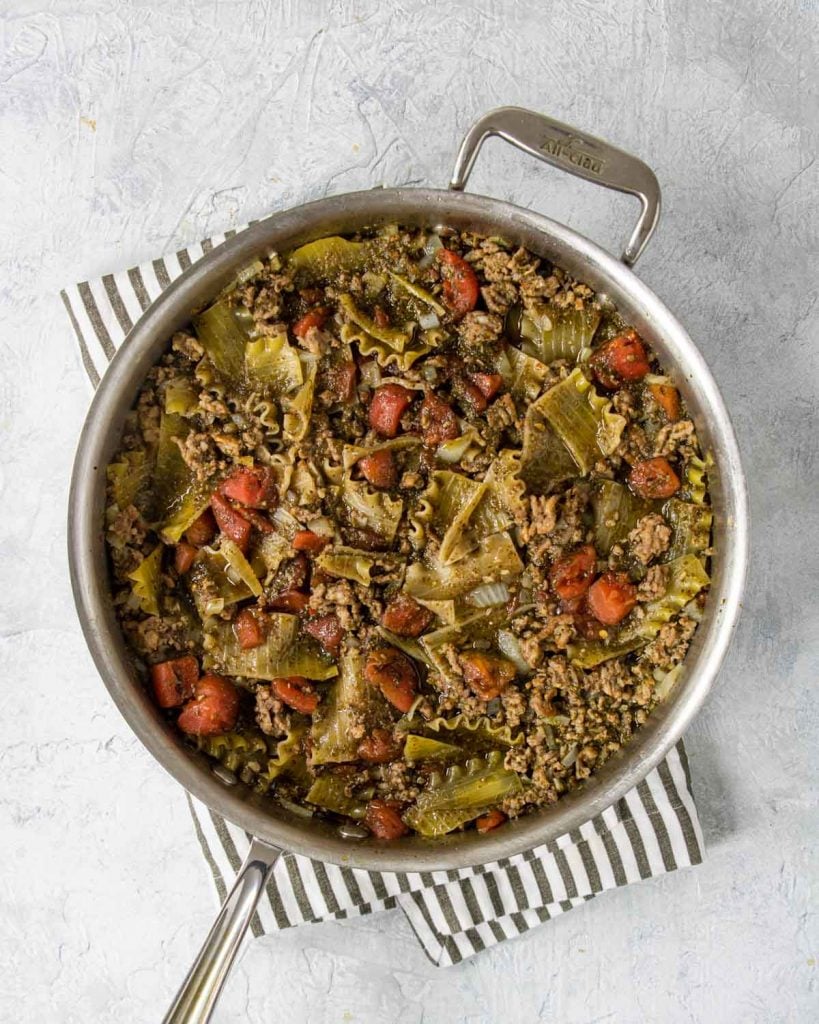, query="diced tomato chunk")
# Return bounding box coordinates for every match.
[211,493,252,551]
[272,676,318,714]
[587,572,638,625]
[219,466,278,508]
[292,529,329,554]
[381,595,434,638]
[438,248,479,319]
[365,799,409,839]
[457,380,489,413]
[327,360,358,403]
[293,307,329,339]
[590,331,651,389]
[476,808,507,834]
[150,656,199,708]
[357,728,402,763]
[268,589,310,613]
[649,383,681,422]
[628,457,681,500]
[177,674,239,736]
[469,372,504,401]
[364,648,417,713]
[368,383,413,438]
[174,542,198,575]
[420,392,460,446]
[358,448,398,489]
[233,607,265,650]
[459,652,517,701]
[373,306,390,328]
[304,613,345,656]
[549,545,597,602]
[186,508,217,547]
